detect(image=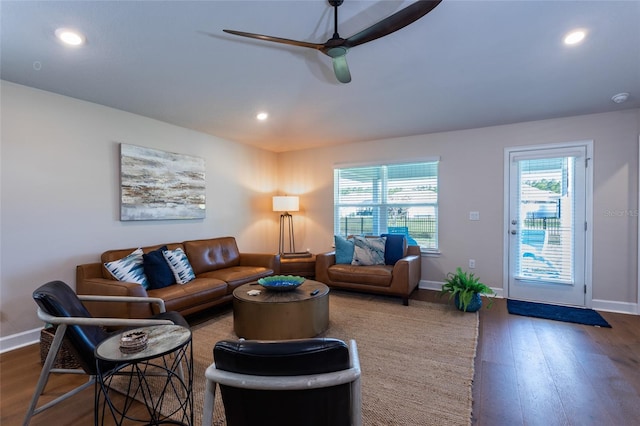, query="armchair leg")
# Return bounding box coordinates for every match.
[23,325,93,425]
[402,297,409,306]
[23,325,65,425]
[202,377,218,426]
